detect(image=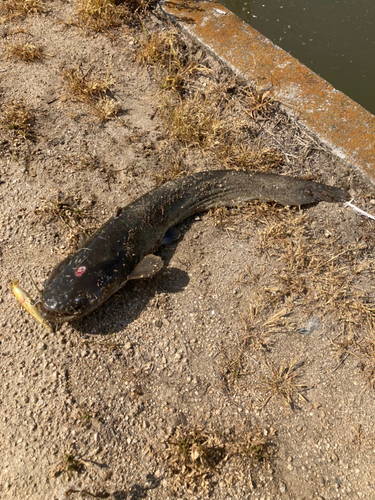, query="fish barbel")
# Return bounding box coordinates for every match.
[11,170,349,331]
